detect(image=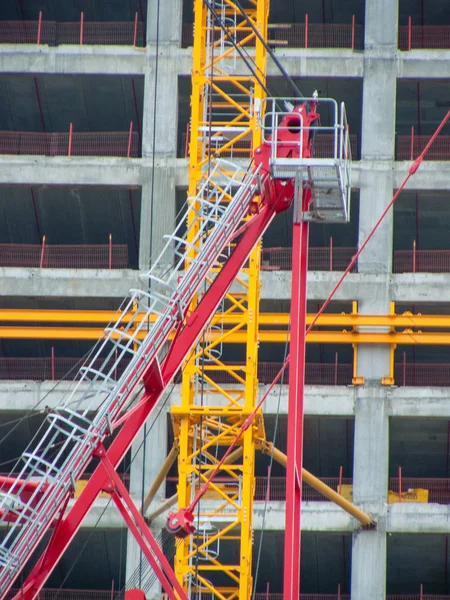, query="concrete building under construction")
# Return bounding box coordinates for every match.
[1,1,450,599]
